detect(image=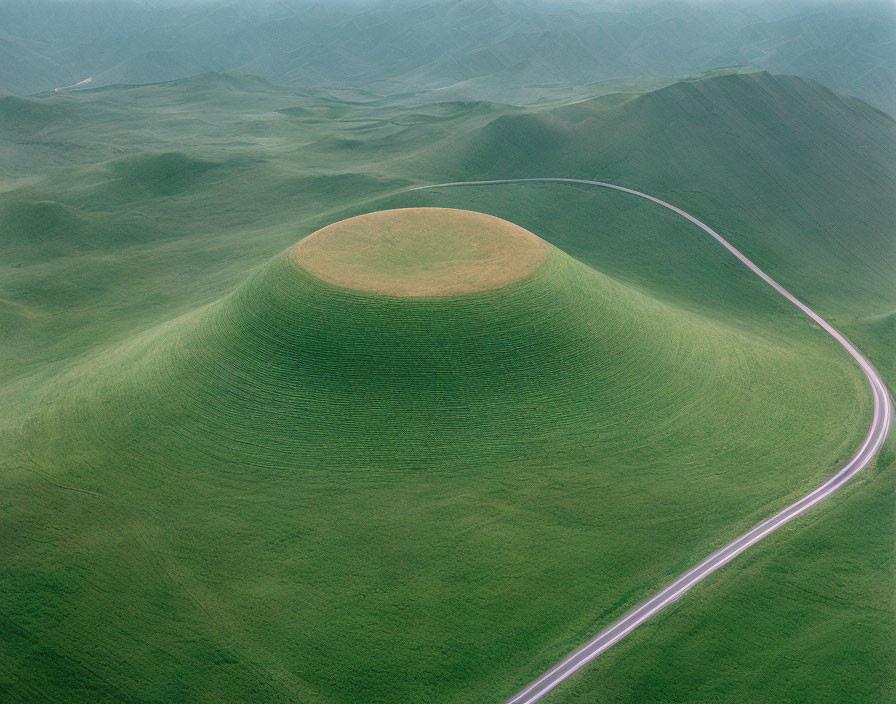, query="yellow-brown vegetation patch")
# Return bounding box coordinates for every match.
[289,207,548,296]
